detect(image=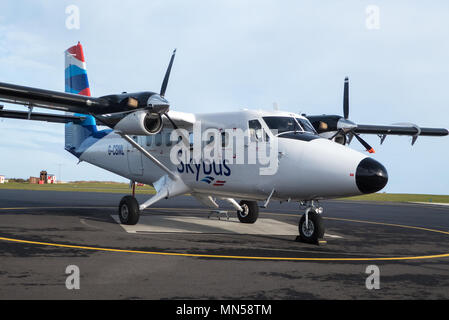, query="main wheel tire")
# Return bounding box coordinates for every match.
[237,200,259,224]
[298,211,325,244]
[118,196,140,225]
